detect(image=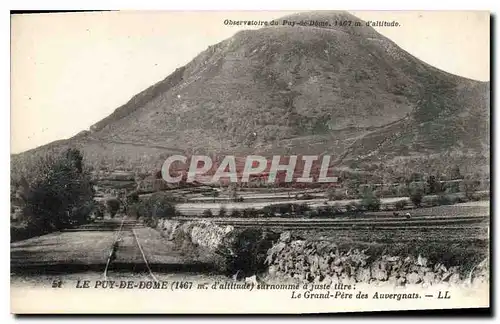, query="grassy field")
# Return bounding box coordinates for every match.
[10,229,115,269]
